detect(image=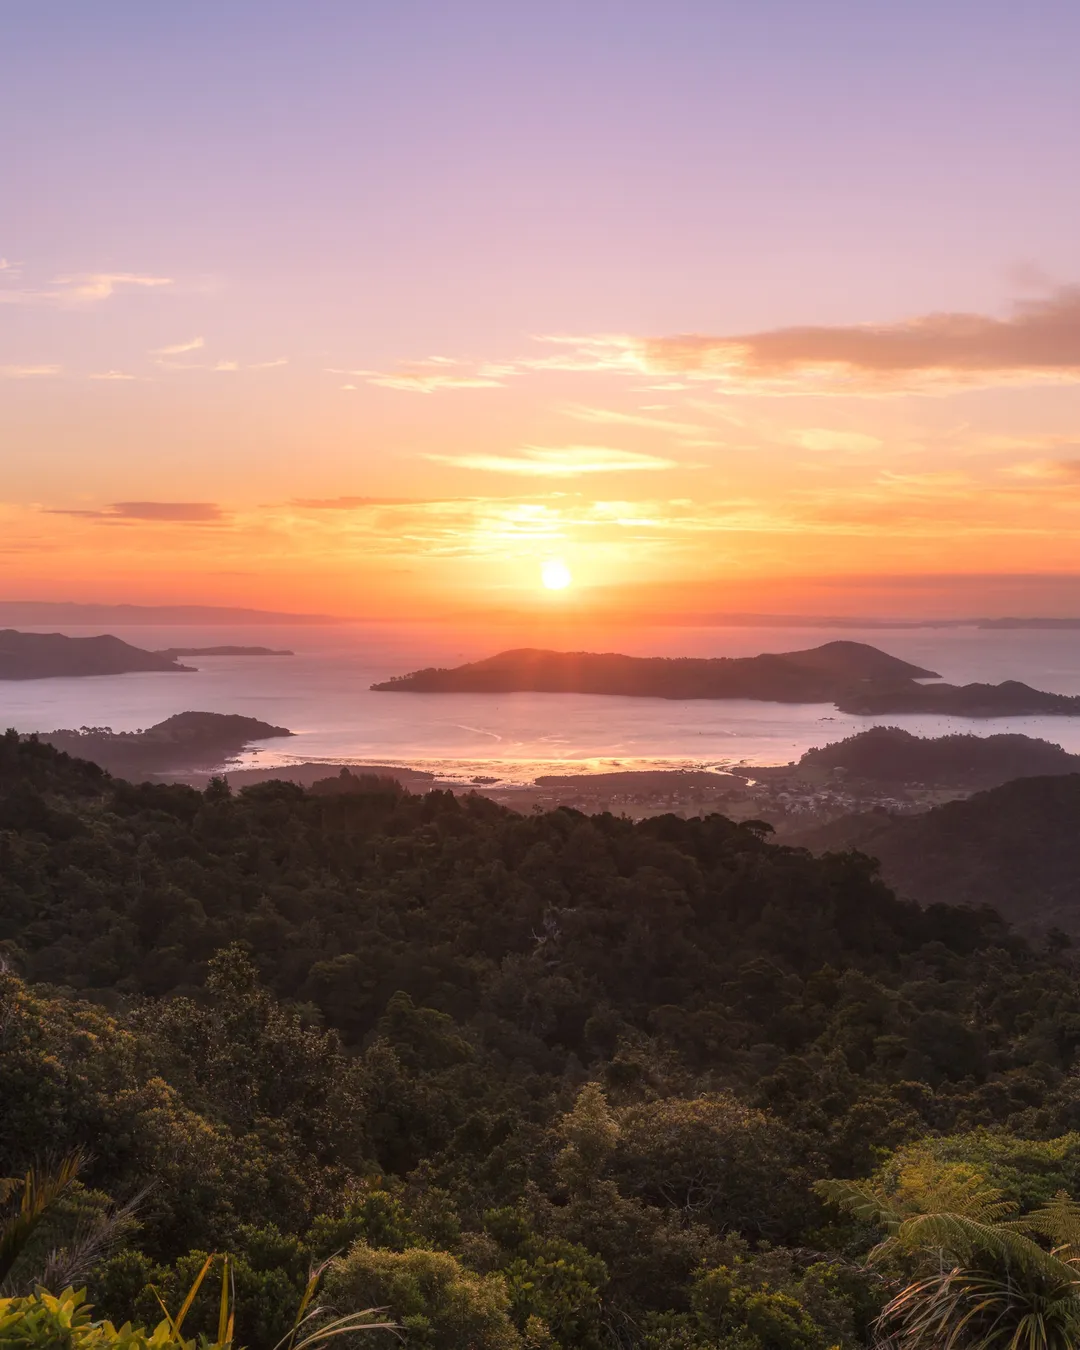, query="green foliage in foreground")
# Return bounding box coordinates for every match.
[8,736,1080,1347]
[0,1288,182,1349]
[820,1156,1080,1350]
[0,1255,393,1350]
